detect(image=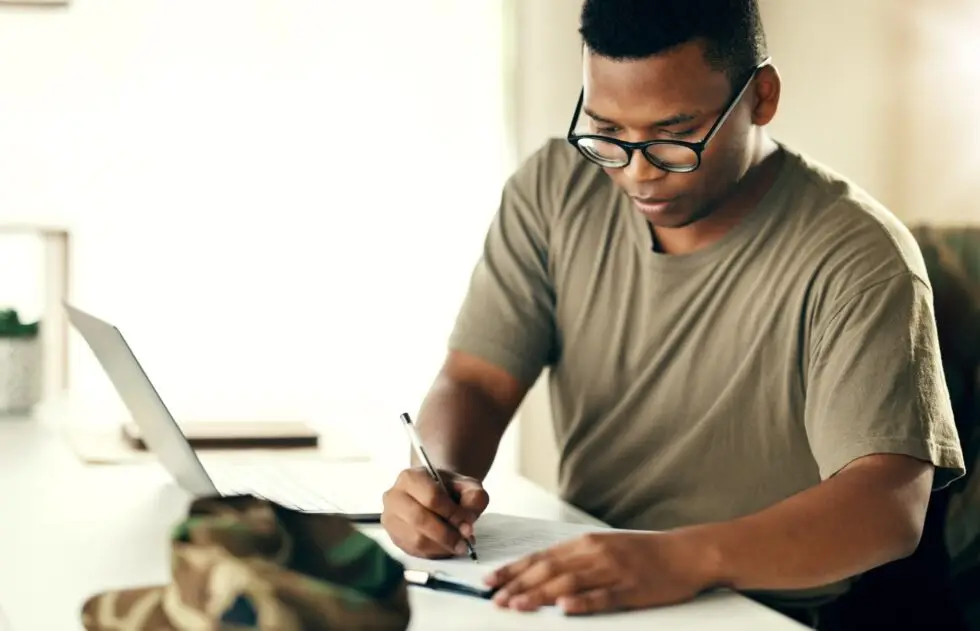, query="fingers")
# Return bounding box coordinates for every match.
[381,488,470,558]
[451,477,490,518]
[490,554,615,611]
[380,467,487,559]
[510,572,613,612]
[481,532,696,615]
[382,512,471,559]
[558,588,628,616]
[484,552,539,588]
[484,537,579,587]
[400,468,474,527]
